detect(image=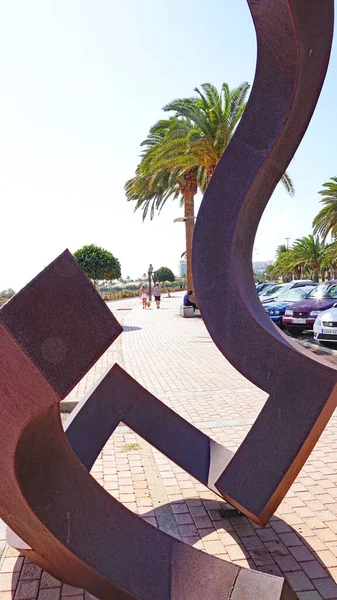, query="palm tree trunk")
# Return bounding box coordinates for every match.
[184,190,195,296]
[300,263,306,279]
[312,264,319,283]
